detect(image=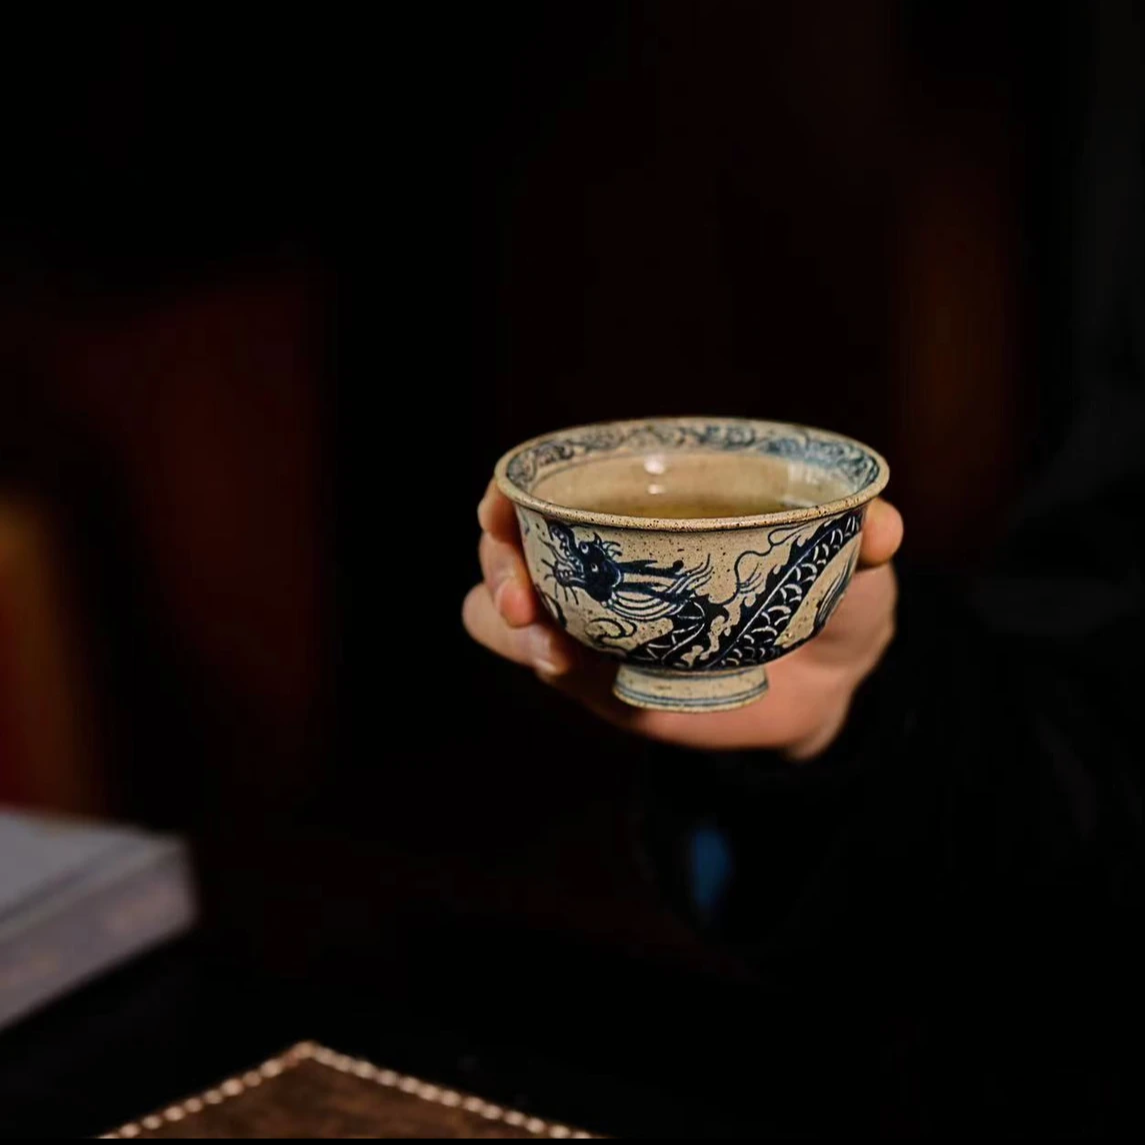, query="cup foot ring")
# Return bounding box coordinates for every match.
[612,665,768,712]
